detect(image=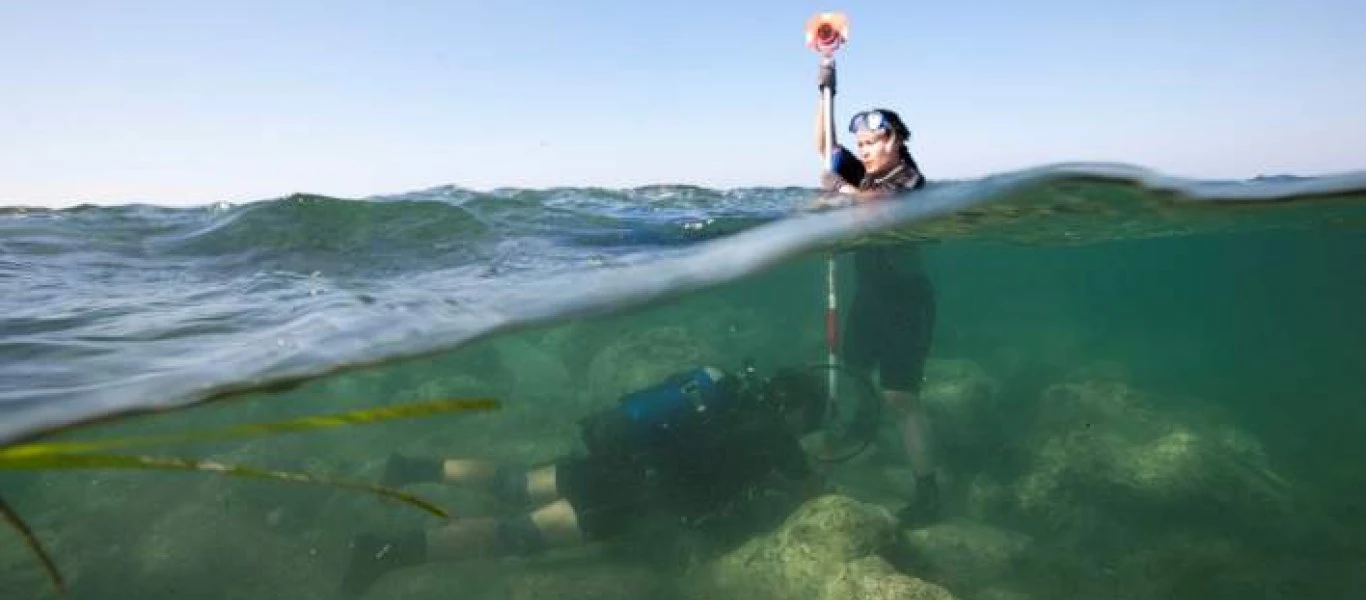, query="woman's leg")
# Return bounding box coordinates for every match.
[880,276,940,526]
